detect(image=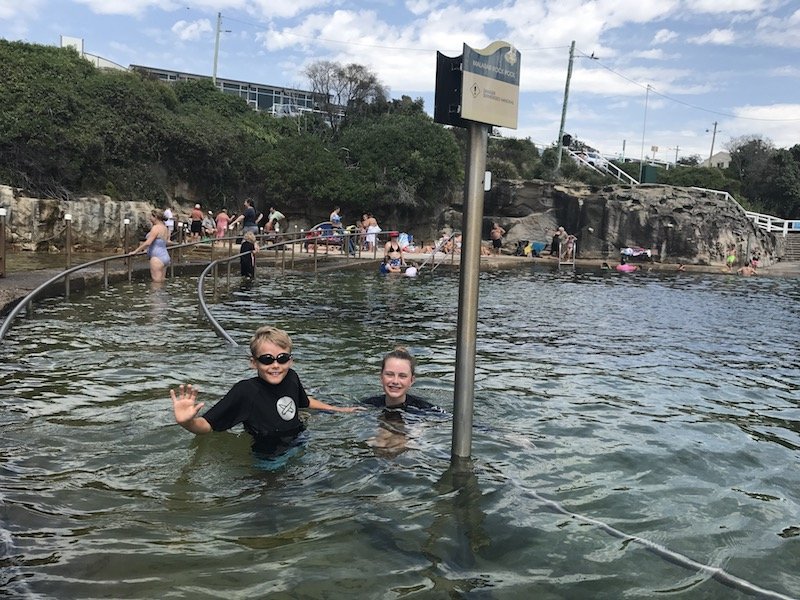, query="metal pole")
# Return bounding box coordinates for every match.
[64,213,73,299]
[452,122,489,460]
[708,121,718,165]
[638,84,651,183]
[555,40,575,173]
[0,207,7,278]
[212,12,221,86]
